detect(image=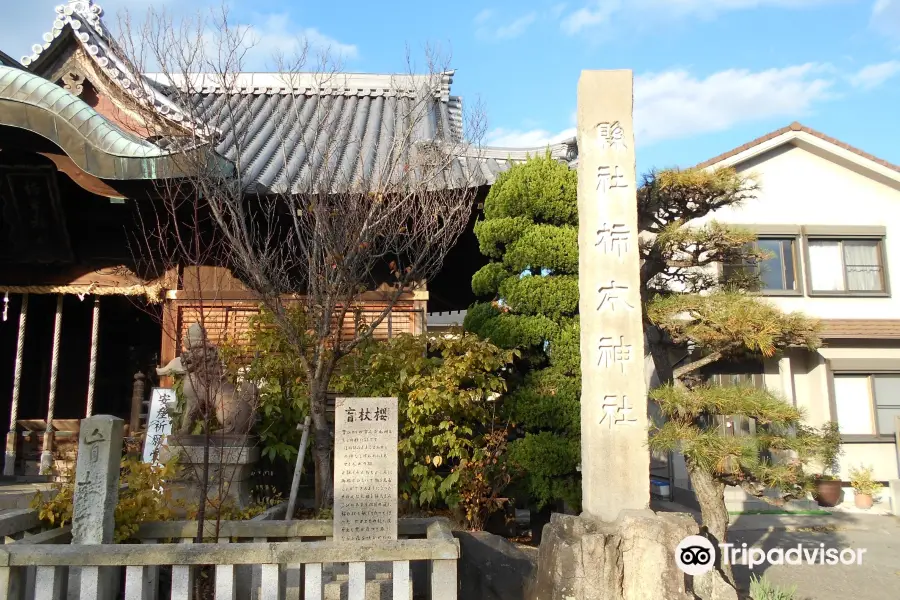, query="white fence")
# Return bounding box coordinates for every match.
[0,517,458,600]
